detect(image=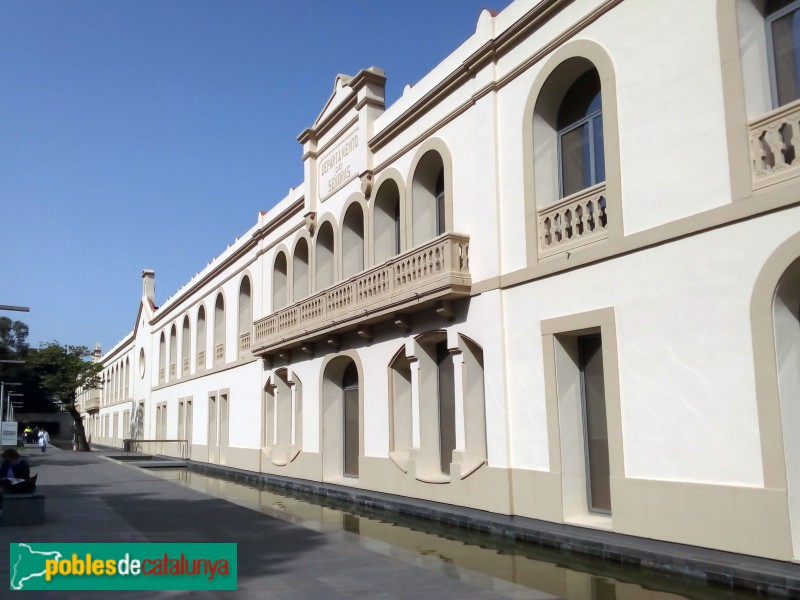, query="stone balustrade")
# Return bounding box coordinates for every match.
[538,183,608,256]
[197,350,205,371]
[182,357,190,375]
[215,344,225,364]
[253,233,471,354]
[240,332,251,355]
[750,98,800,181]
